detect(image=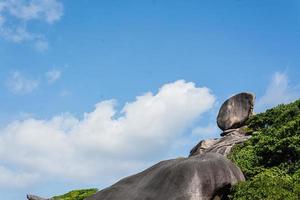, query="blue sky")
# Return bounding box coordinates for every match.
[1,1,300,199]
